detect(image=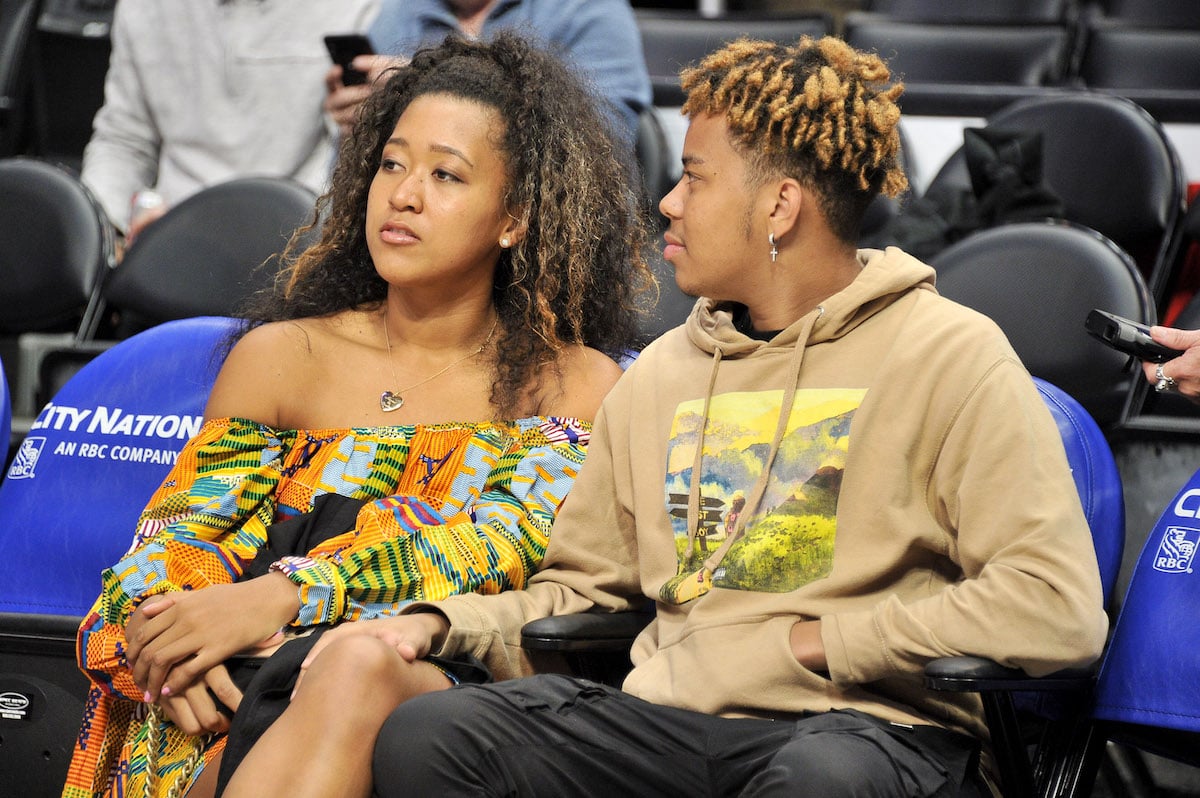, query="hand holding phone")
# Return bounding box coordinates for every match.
[324,34,375,86]
[1084,309,1183,363]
